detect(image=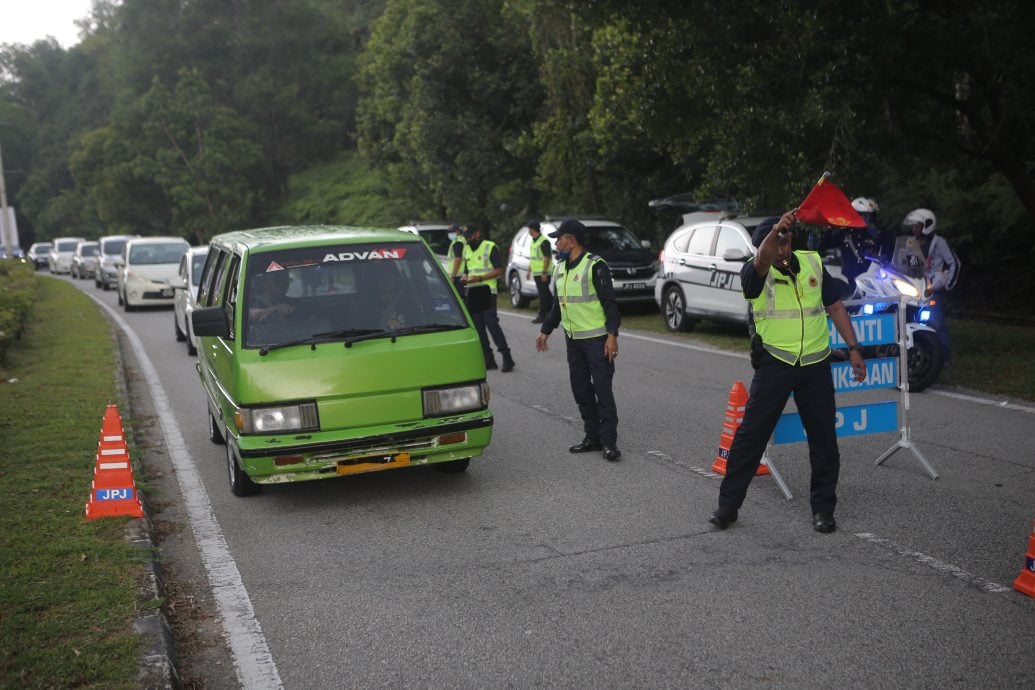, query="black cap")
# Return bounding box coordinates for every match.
[751,217,782,248]
[463,224,478,238]
[548,218,587,244]
[448,224,461,233]
[528,220,540,230]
